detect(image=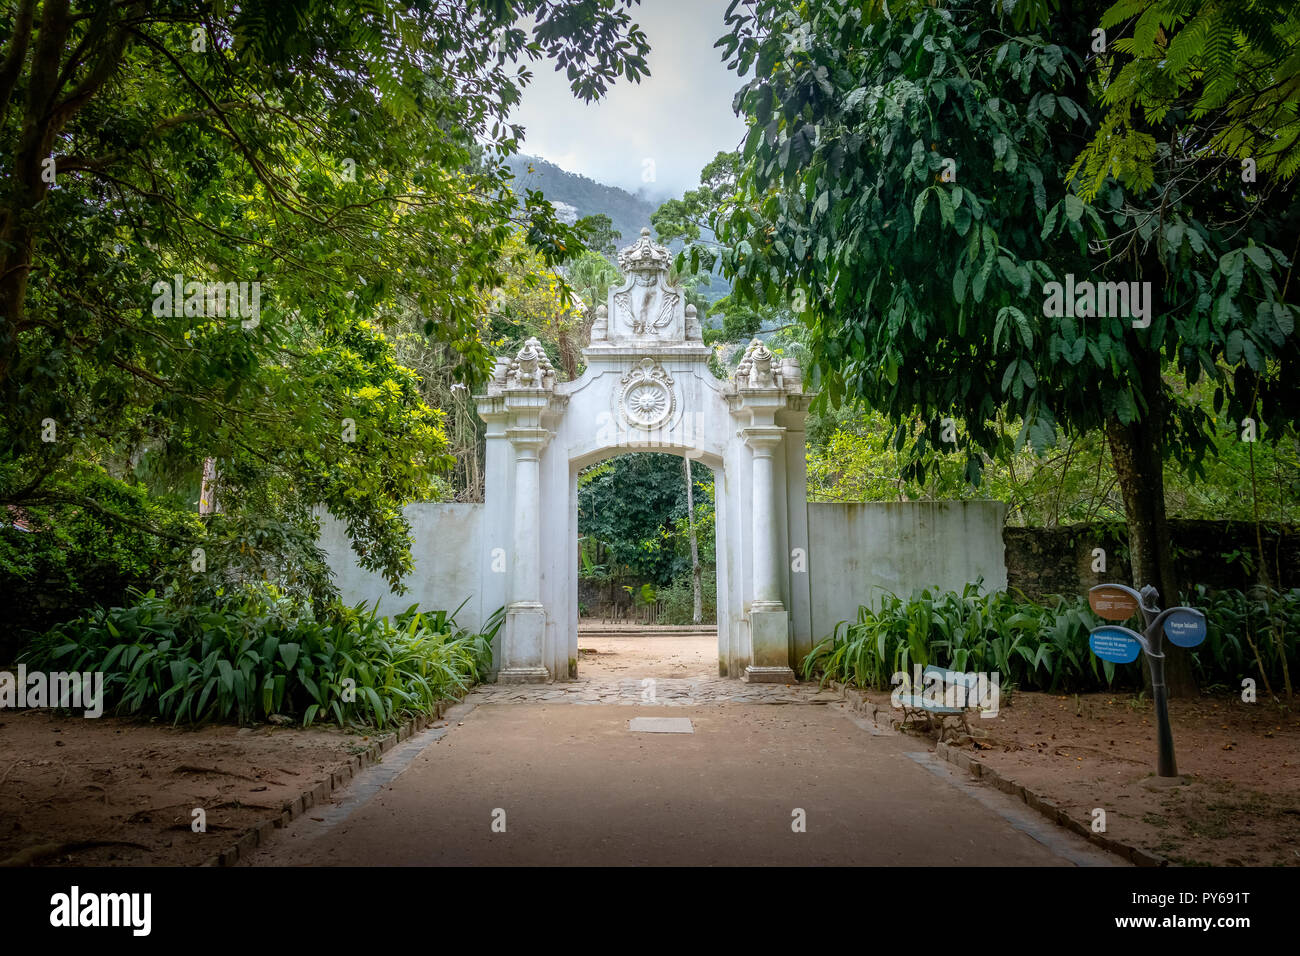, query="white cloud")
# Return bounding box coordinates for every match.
[509,0,747,198]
